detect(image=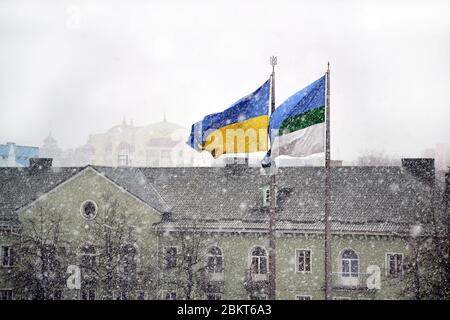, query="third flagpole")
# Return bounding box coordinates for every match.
[324,62,332,300]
